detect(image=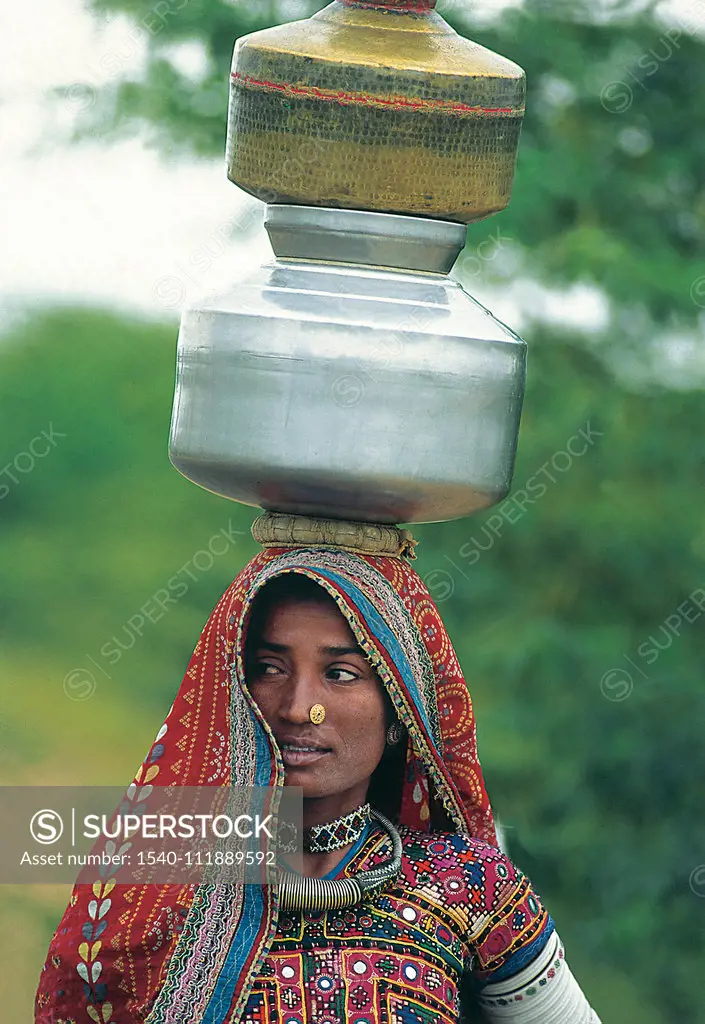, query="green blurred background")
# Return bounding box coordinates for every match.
[2,0,705,1020]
